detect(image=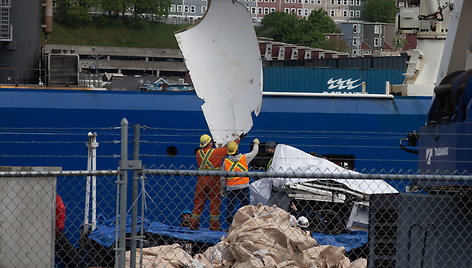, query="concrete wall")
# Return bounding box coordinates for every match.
[0,166,61,268]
